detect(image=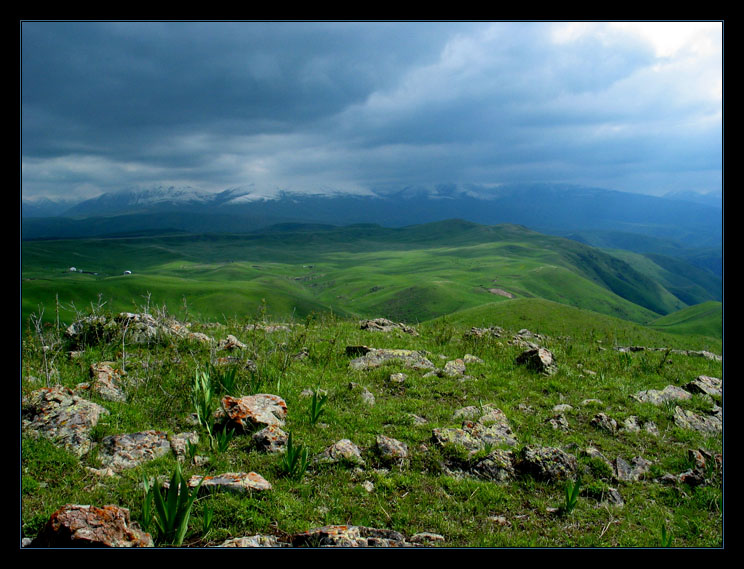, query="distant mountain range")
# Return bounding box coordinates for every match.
[21,182,722,277]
